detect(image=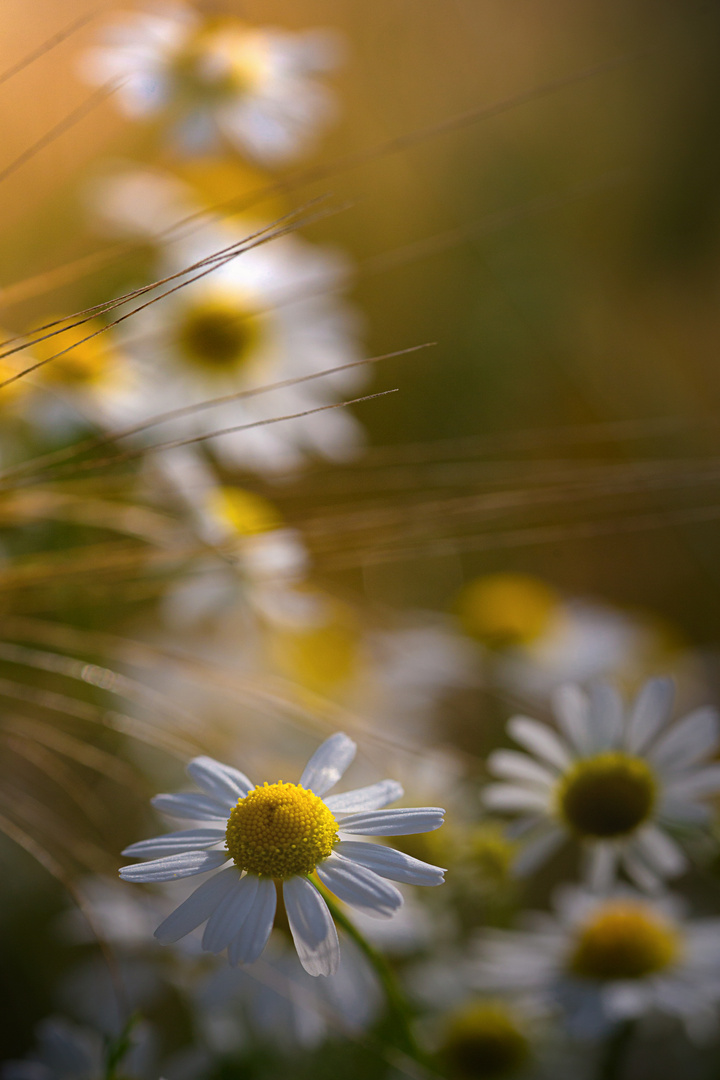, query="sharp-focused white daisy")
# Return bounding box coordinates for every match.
[120,733,446,977]
[93,169,366,475]
[473,886,720,1041]
[80,3,341,162]
[484,678,720,890]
